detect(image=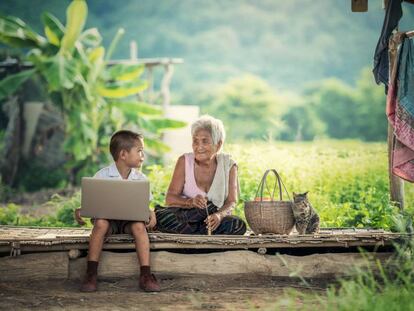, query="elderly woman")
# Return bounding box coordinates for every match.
[155,115,246,235]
